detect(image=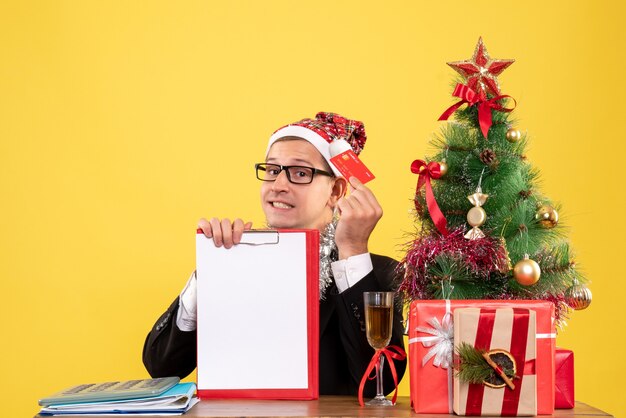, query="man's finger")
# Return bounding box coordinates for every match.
[348,176,365,192]
[232,218,245,245]
[198,218,213,238]
[346,189,371,209]
[355,188,380,211]
[347,182,381,215]
[349,176,380,209]
[209,217,223,246]
[221,218,234,248]
[337,196,356,215]
[244,221,253,230]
